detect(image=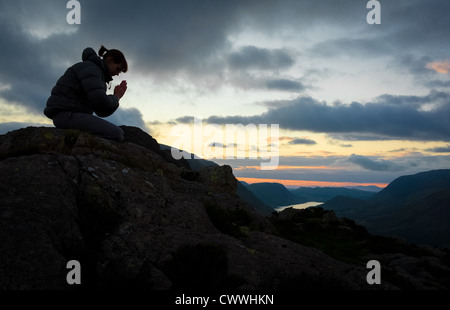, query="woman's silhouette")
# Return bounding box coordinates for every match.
[44,46,128,141]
